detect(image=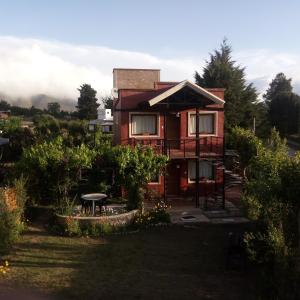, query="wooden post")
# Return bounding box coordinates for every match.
[163,111,167,203]
[222,167,225,209]
[222,134,225,209]
[195,106,200,208]
[163,112,167,155]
